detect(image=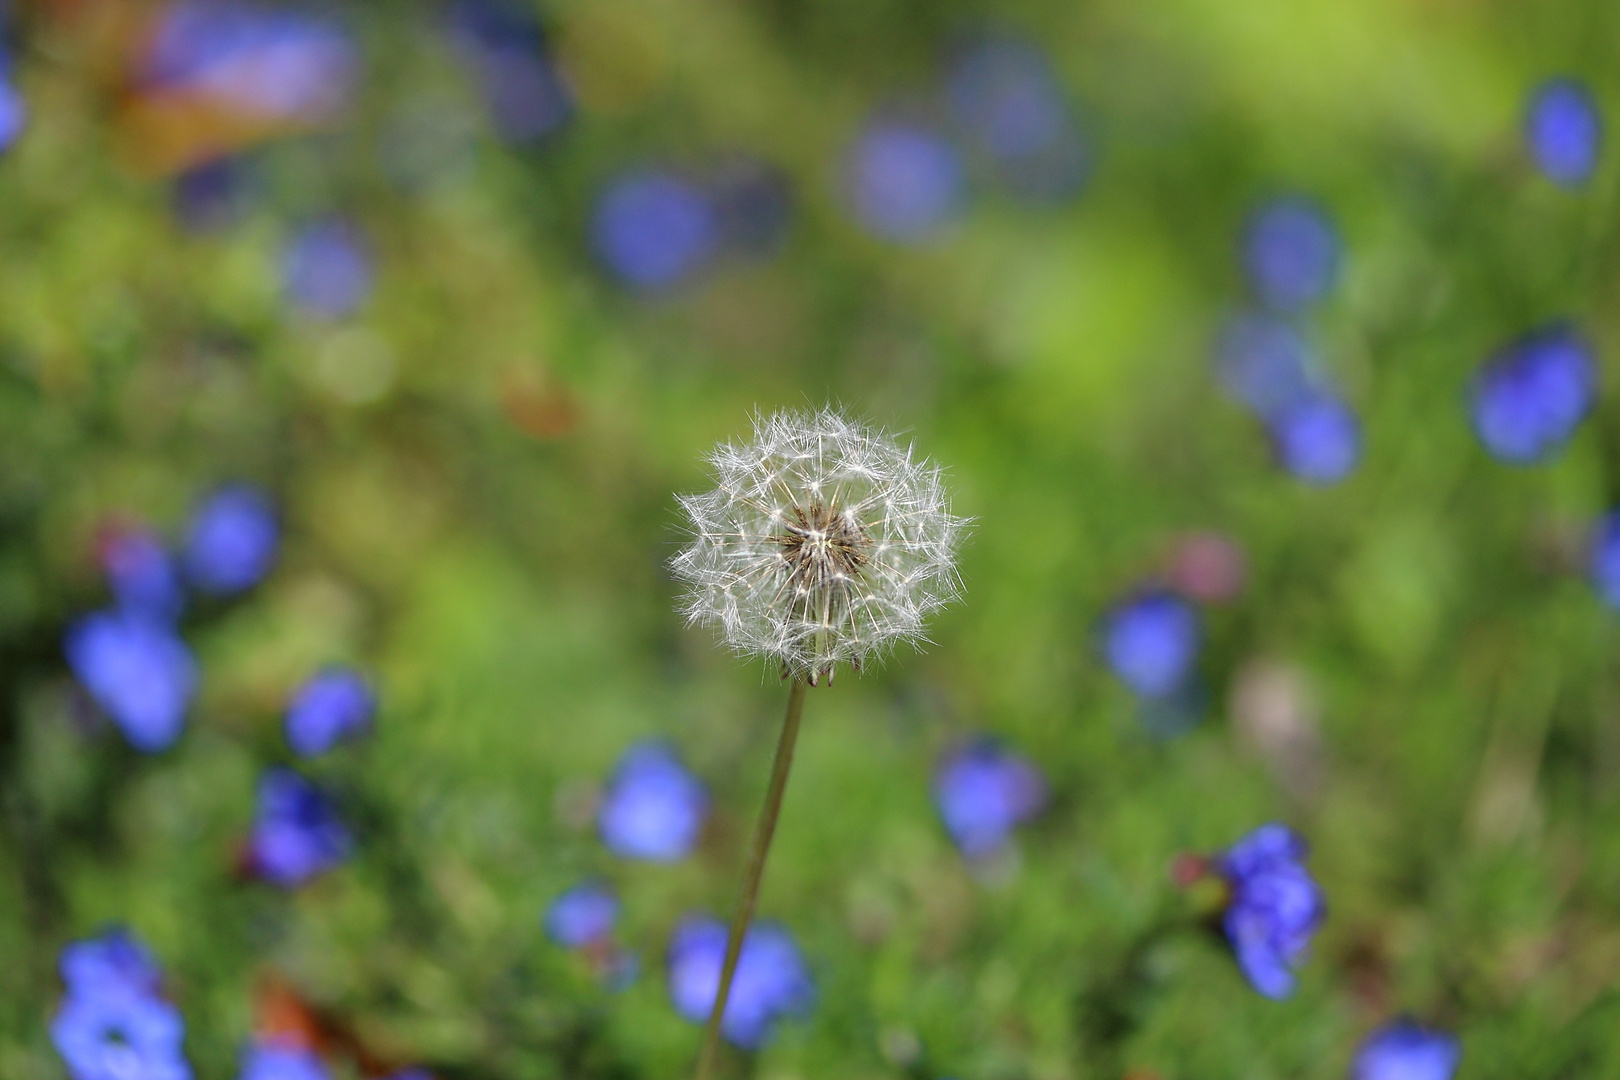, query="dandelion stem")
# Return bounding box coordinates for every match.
[695,676,809,1080]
